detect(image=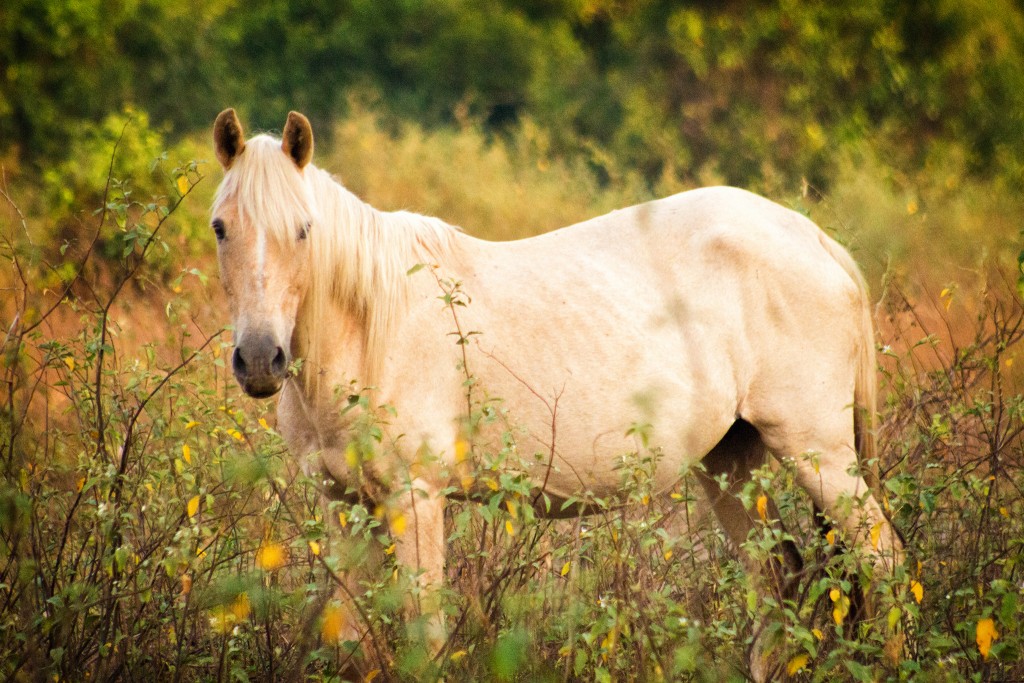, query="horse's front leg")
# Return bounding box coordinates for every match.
[392,478,447,649]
